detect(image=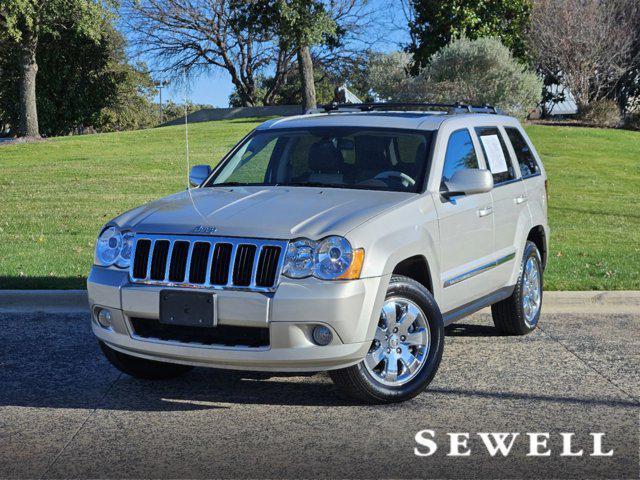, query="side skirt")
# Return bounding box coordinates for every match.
[442,285,515,326]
